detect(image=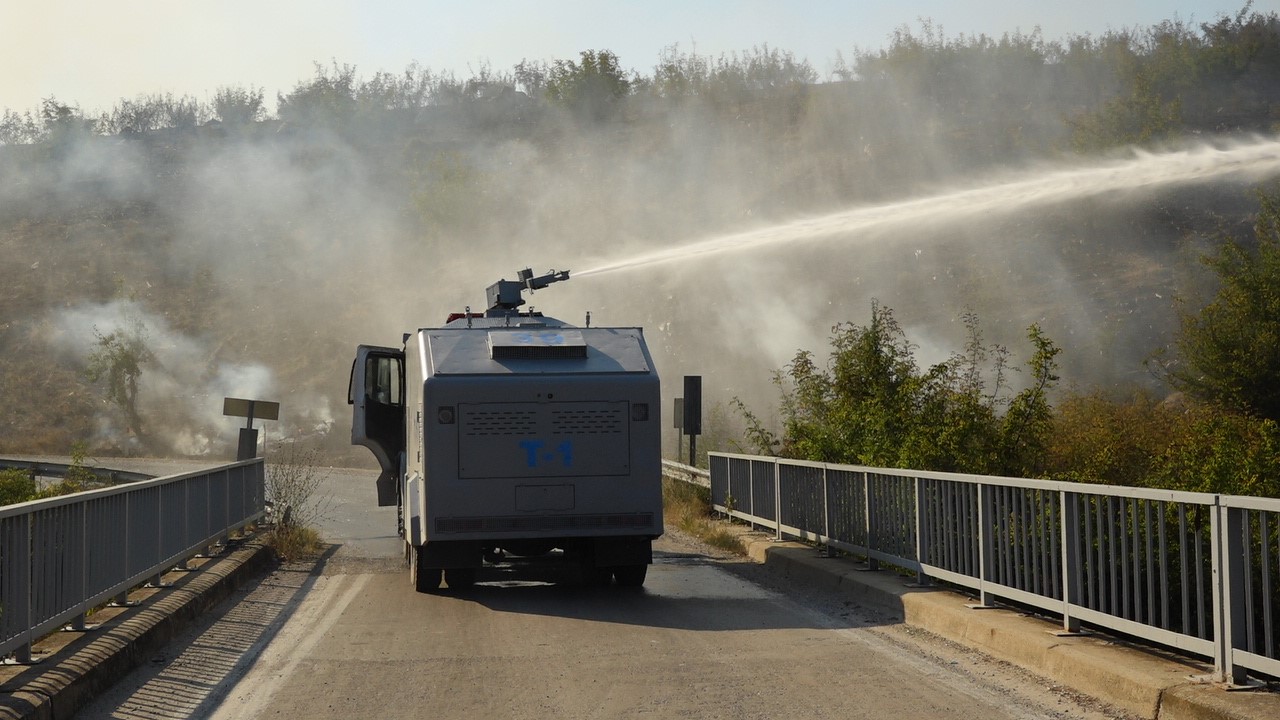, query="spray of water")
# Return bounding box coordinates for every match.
[575,137,1280,278]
